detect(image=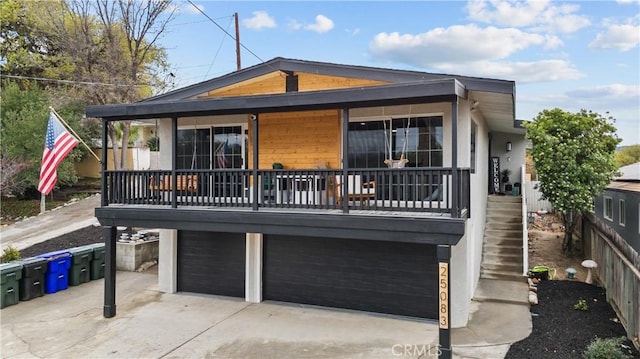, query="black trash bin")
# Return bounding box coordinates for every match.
[17,257,48,301]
